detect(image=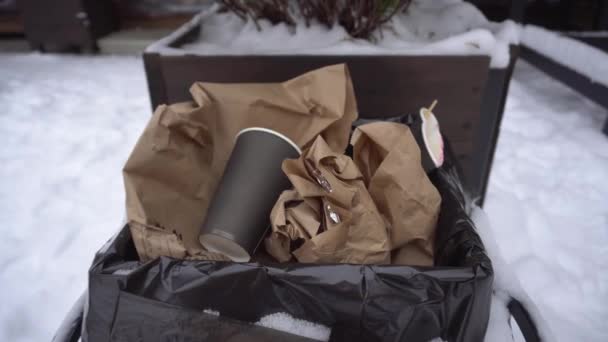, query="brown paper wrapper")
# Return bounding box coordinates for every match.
[129,221,231,262]
[351,122,441,266]
[124,64,357,261]
[265,136,391,264]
